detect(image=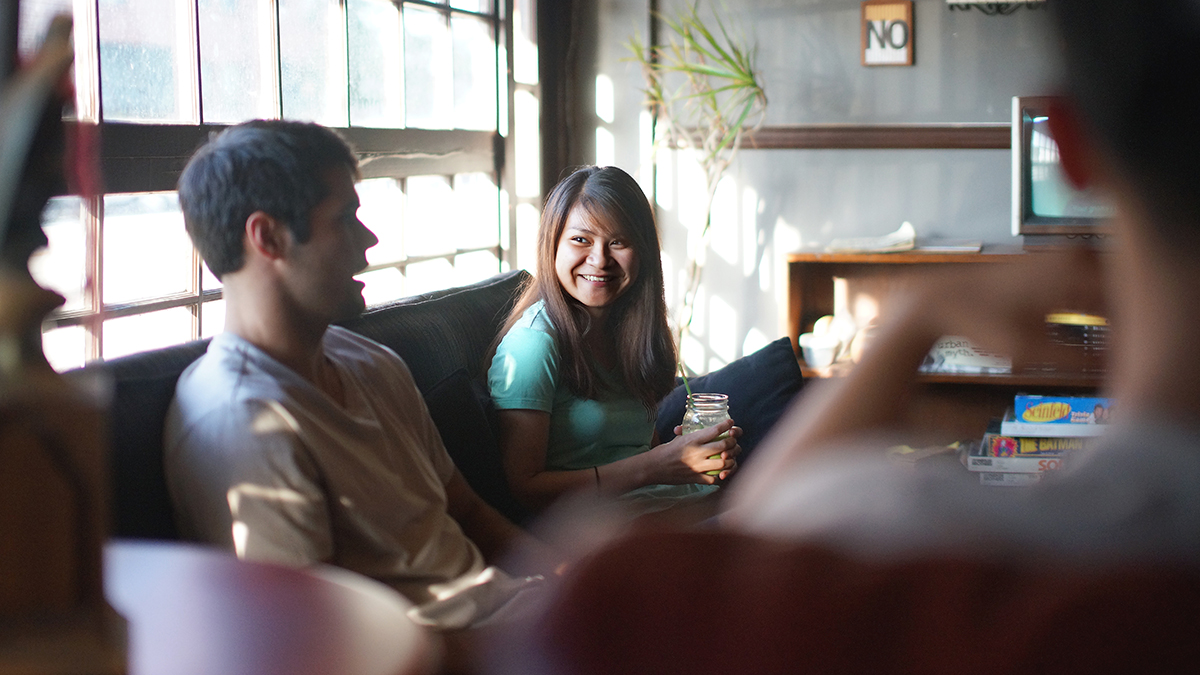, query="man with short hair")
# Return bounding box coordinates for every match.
[165,120,545,628]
